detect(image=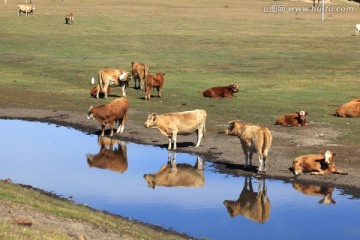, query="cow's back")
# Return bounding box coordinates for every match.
[241,125,271,154]
[336,100,360,117]
[160,110,206,134]
[109,97,128,119]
